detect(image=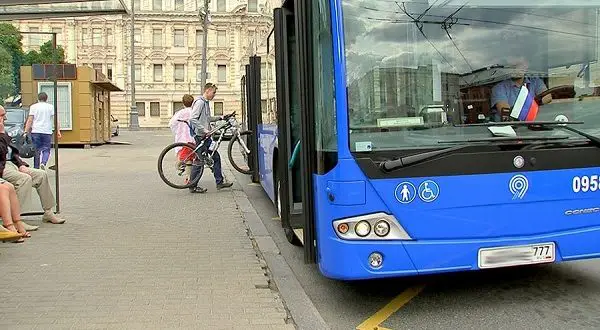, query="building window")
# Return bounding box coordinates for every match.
[196,65,202,82]
[174,64,185,82]
[92,63,103,72]
[213,102,223,116]
[150,102,160,116]
[217,65,226,82]
[38,82,72,130]
[92,28,102,46]
[217,30,227,47]
[196,30,203,49]
[217,0,226,12]
[175,0,184,10]
[135,64,142,82]
[136,102,146,116]
[51,28,62,45]
[172,102,184,114]
[134,0,141,10]
[173,29,185,47]
[29,27,40,47]
[81,28,89,46]
[248,0,257,12]
[107,64,113,80]
[134,28,141,44]
[106,28,113,45]
[153,0,162,10]
[153,64,163,81]
[153,29,162,48]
